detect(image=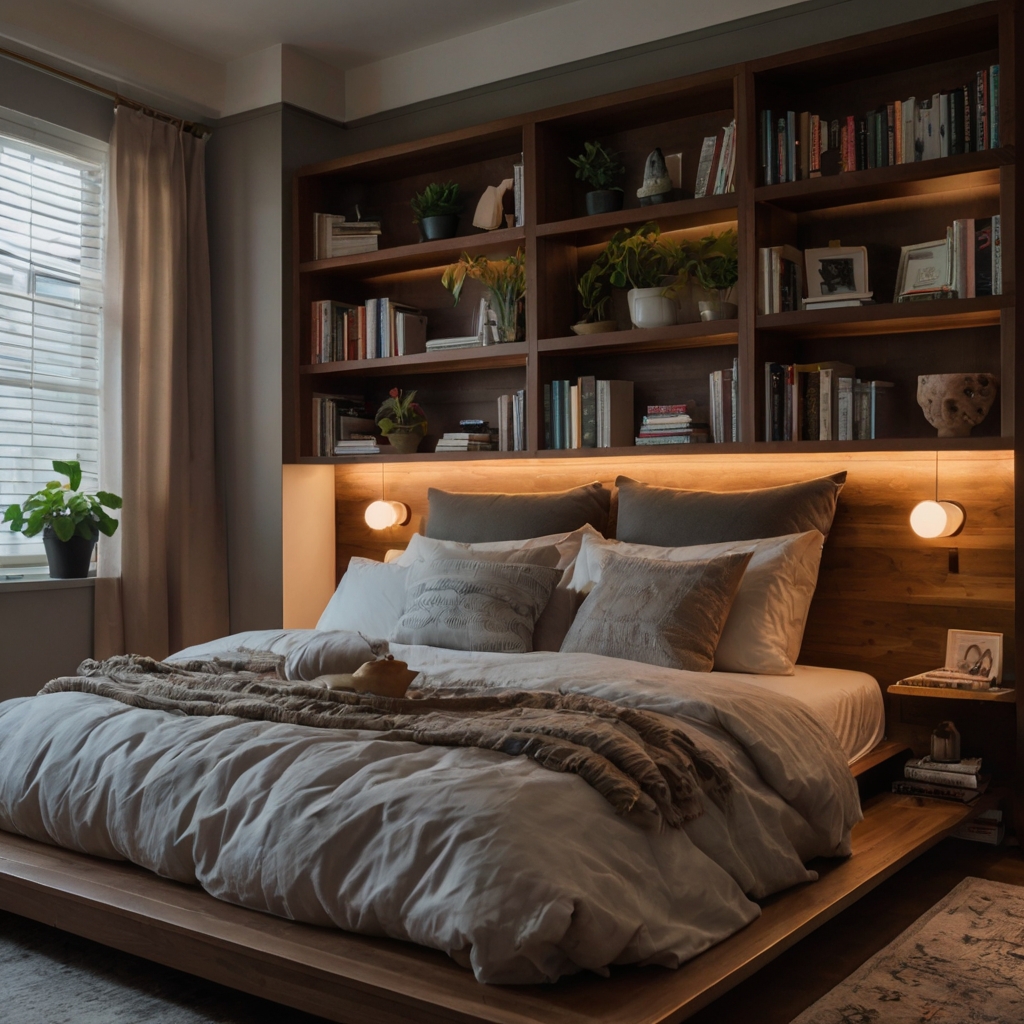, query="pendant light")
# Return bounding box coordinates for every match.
[910,453,965,539]
[364,465,409,531]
